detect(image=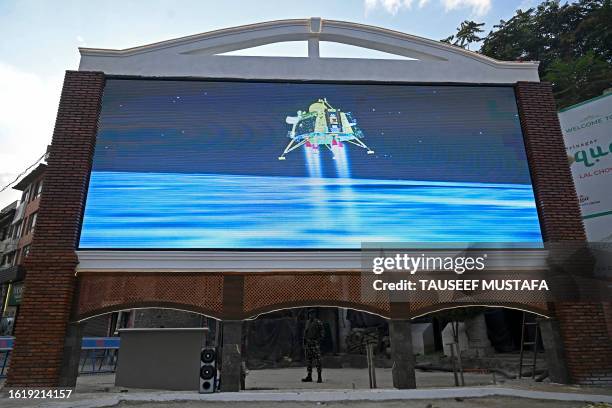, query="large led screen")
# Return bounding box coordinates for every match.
[79,79,542,249]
